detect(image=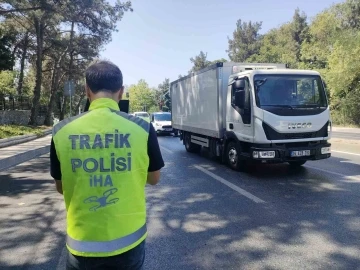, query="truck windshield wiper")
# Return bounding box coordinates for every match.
[295,104,323,109]
[262,105,294,109]
[254,79,267,92]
